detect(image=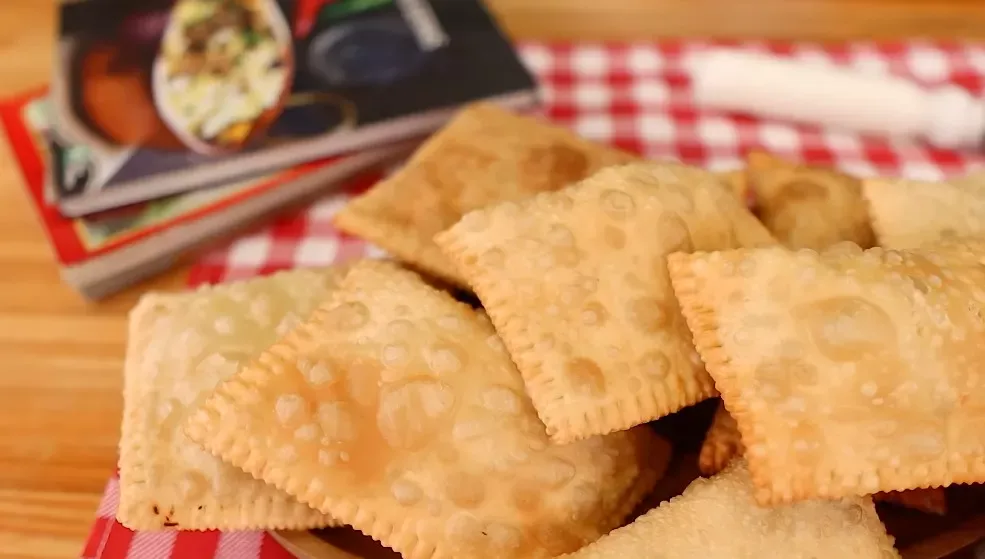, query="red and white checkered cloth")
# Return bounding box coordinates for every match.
[81,475,298,559]
[85,40,985,558]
